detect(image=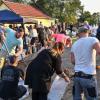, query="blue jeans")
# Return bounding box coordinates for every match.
[73,76,98,100]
